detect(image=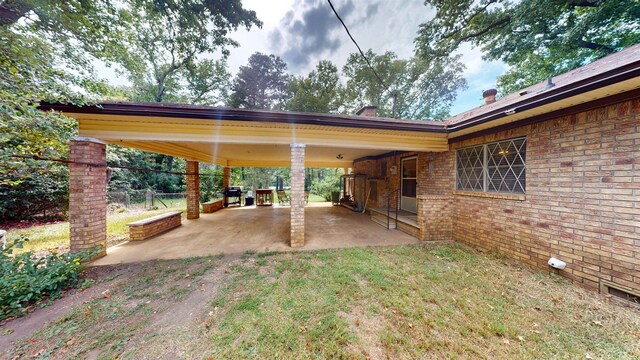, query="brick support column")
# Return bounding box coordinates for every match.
[186,160,200,219]
[69,137,107,257]
[290,144,306,247]
[222,166,230,206]
[222,167,231,189]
